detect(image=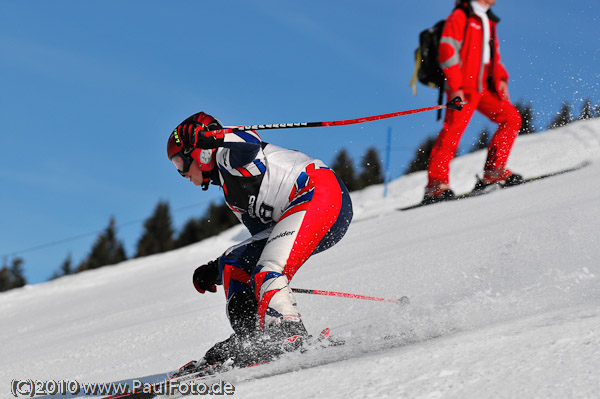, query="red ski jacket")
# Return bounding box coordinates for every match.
[438,3,509,94]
